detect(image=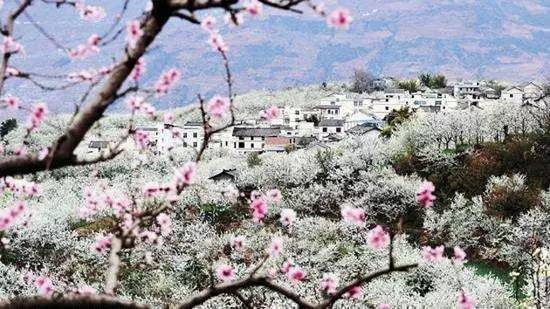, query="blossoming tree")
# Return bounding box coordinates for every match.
[0,1,482,308]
